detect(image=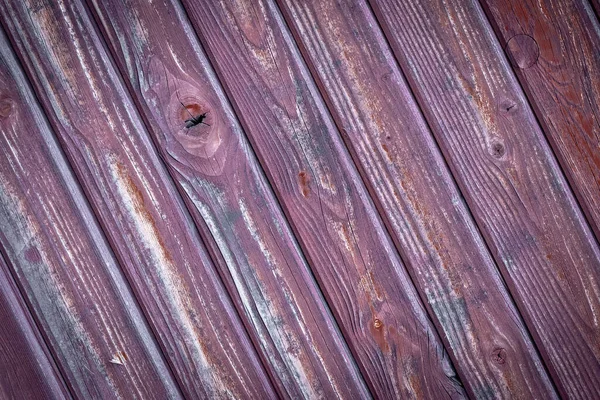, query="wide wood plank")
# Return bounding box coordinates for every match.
[0,253,69,399]
[0,26,180,399]
[276,0,557,398]
[370,0,600,397]
[0,1,277,398]
[481,0,600,245]
[86,0,370,397]
[179,0,474,398]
